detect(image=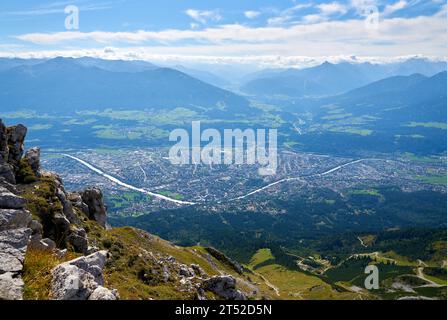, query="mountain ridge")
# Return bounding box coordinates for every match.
[0,57,251,115]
